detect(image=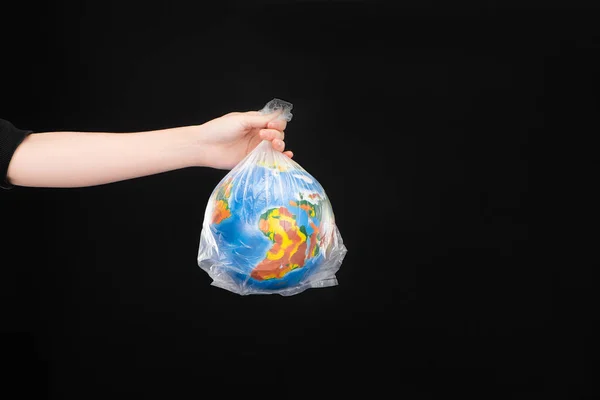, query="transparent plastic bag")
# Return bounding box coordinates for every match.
[197,99,347,295]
